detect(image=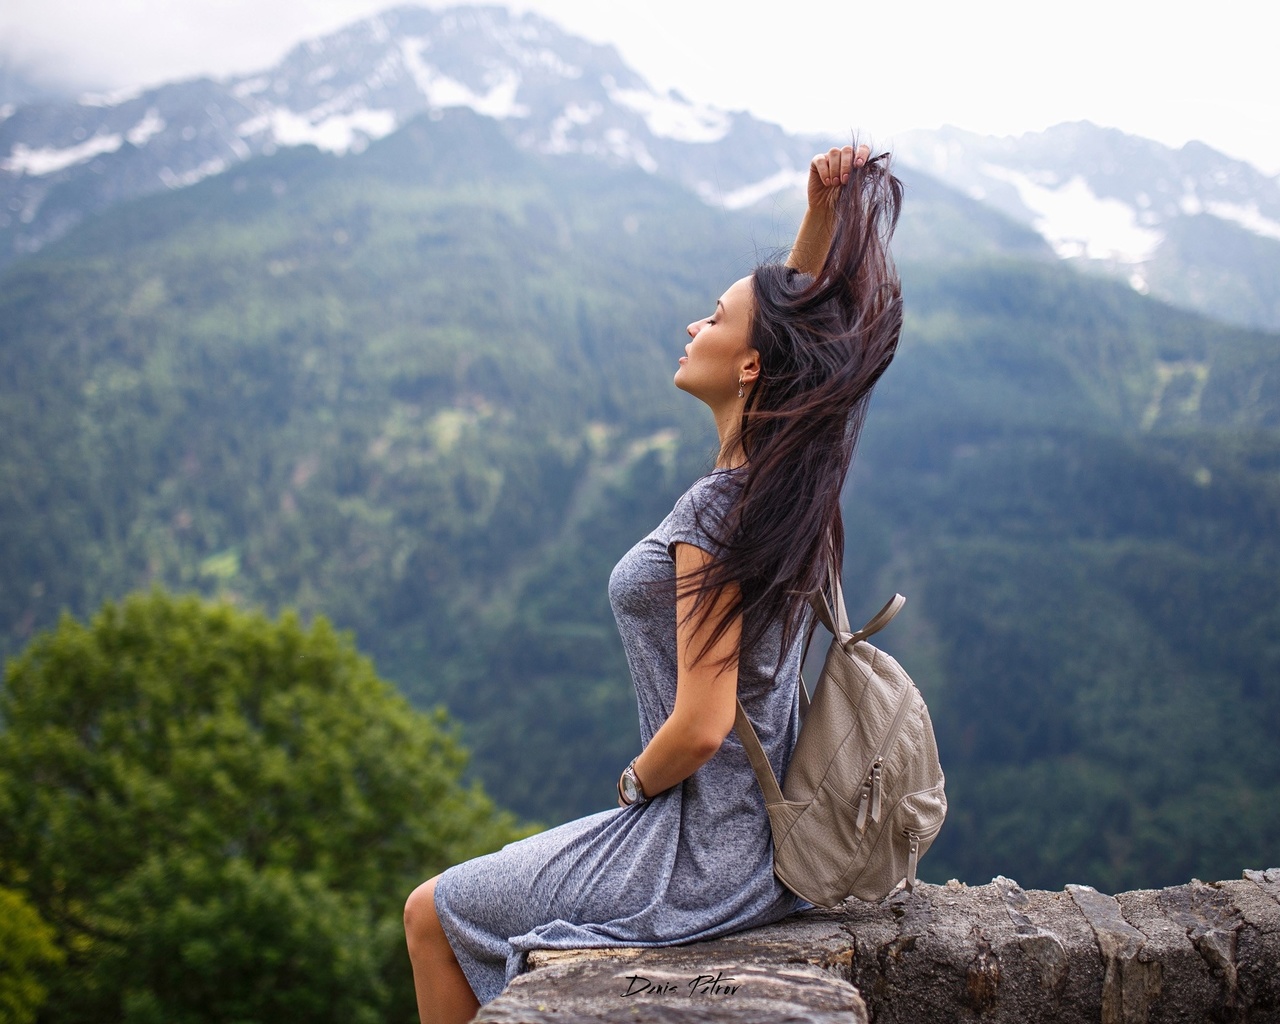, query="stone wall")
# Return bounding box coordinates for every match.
[475,868,1280,1023]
